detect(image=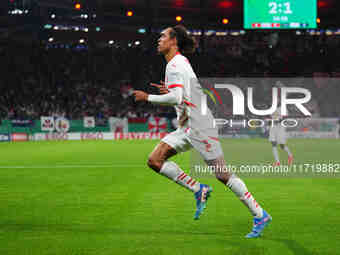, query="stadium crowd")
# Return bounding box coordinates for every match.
[1,31,340,120]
